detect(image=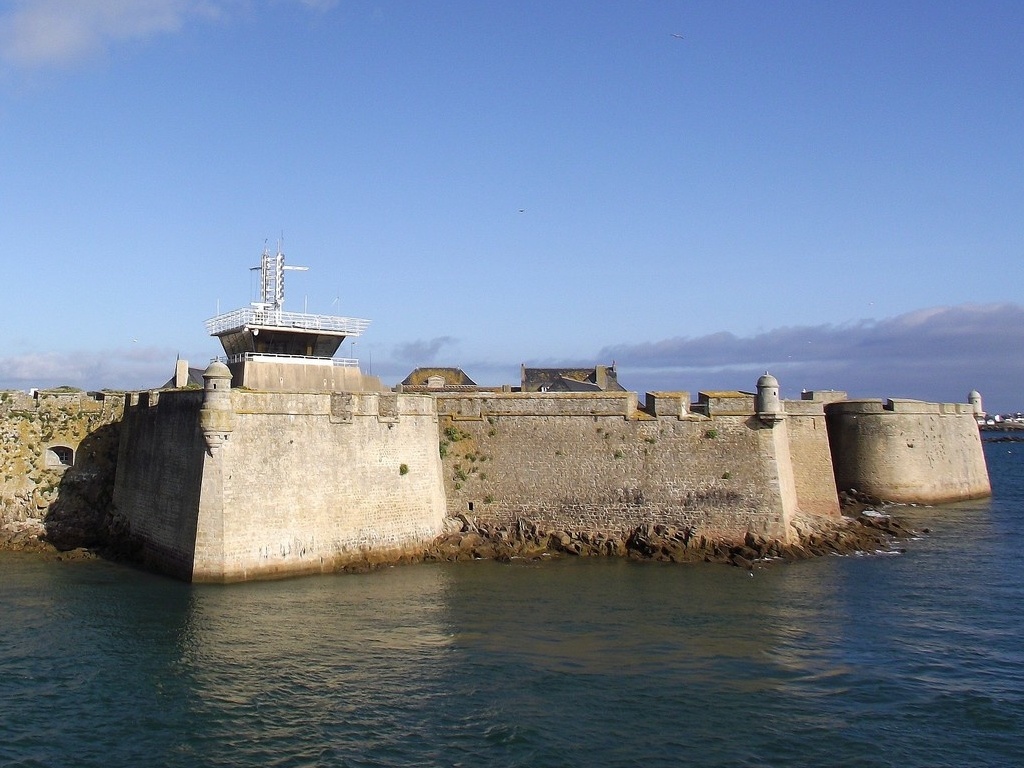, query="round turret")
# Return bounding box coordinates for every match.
[200,361,235,453]
[968,390,984,418]
[203,361,232,391]
[756,372,781,415]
